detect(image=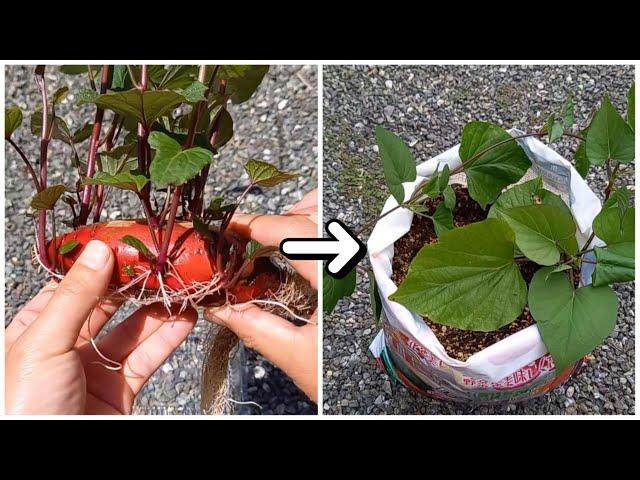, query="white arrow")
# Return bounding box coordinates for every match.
[280,219,366,278]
